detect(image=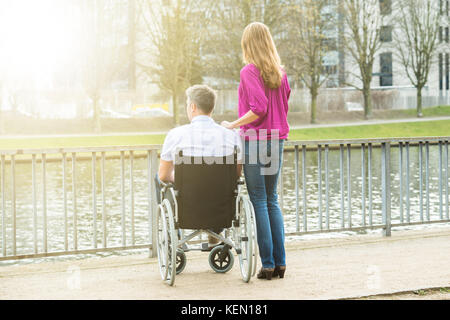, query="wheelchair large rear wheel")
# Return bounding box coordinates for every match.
[156,204,169,281]
[162,199,178,286]
[249,200,258,277]
[235,195,258,282]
